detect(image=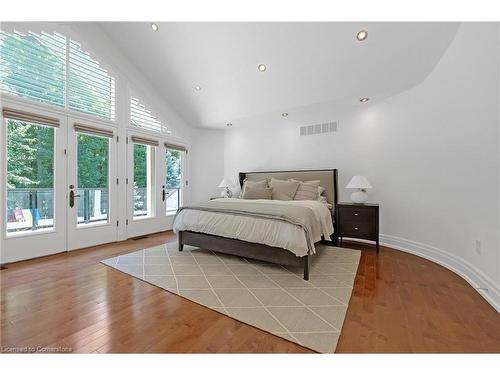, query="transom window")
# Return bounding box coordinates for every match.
[130,96,164,133]
[0,30,66,107]
[69,40,115,120]
[0,29,115,121]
